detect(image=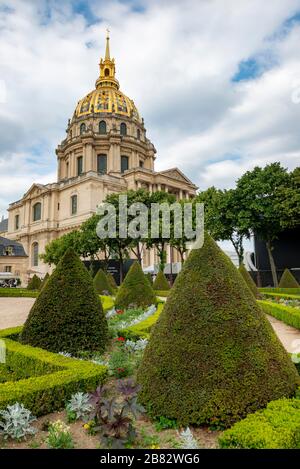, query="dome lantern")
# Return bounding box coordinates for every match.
[96,28,120,91]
